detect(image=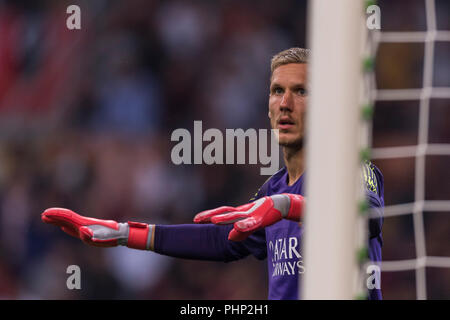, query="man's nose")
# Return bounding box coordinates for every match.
[280,91,293,111]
